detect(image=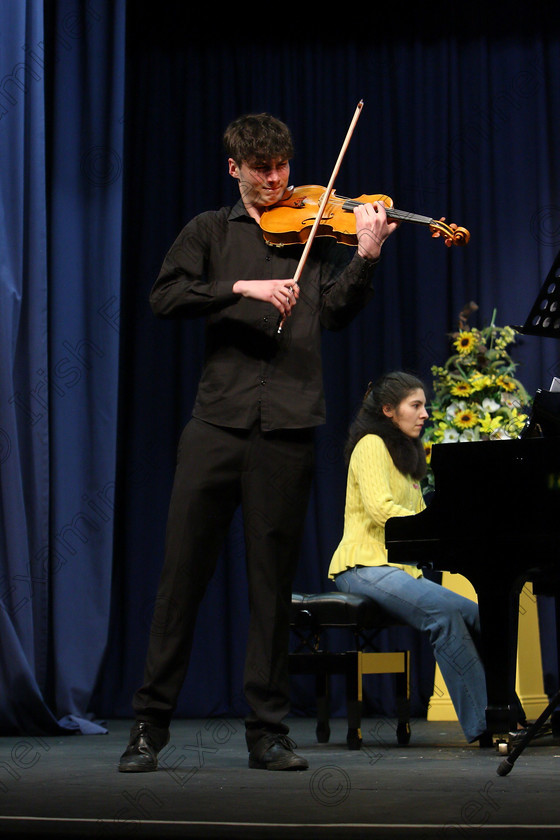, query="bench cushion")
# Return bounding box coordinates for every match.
[291,591,404,629]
